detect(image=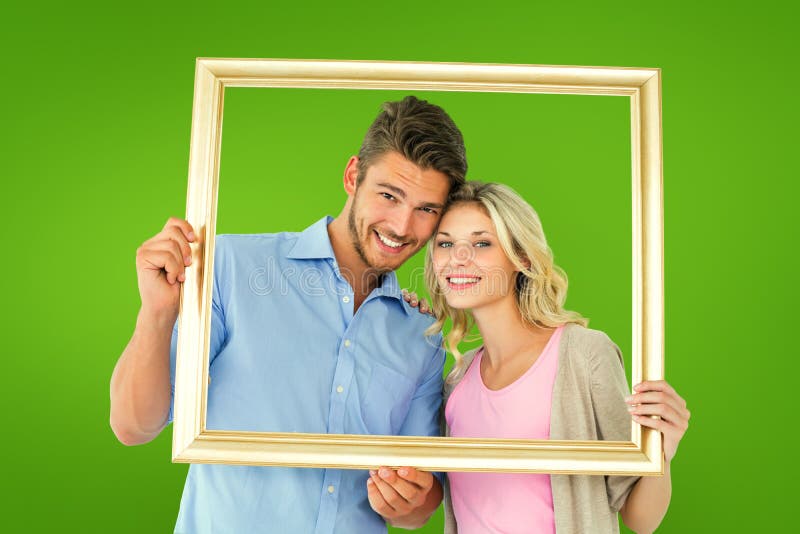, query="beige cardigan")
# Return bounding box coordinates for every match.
[442,324,640,534]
